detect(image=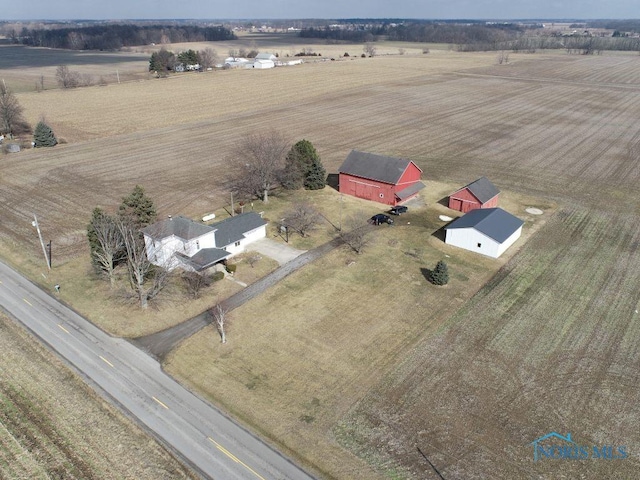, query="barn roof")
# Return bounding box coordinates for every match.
[212,212,267,247]
[445,208,523,243]
[396,181,426,200]
[453,177,500,203]
[339,150,421,185]
[142,216,213,241]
